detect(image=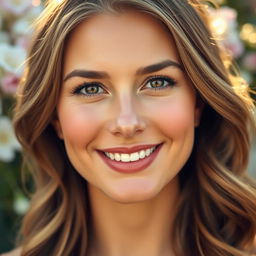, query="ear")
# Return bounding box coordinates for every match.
[52,117,64,139]
[194,96,205,127]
